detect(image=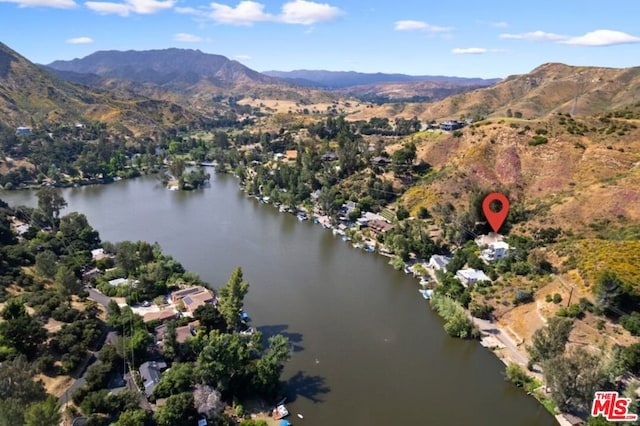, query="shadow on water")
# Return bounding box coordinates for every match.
[284,371,331,404]
[257,324,304,353]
